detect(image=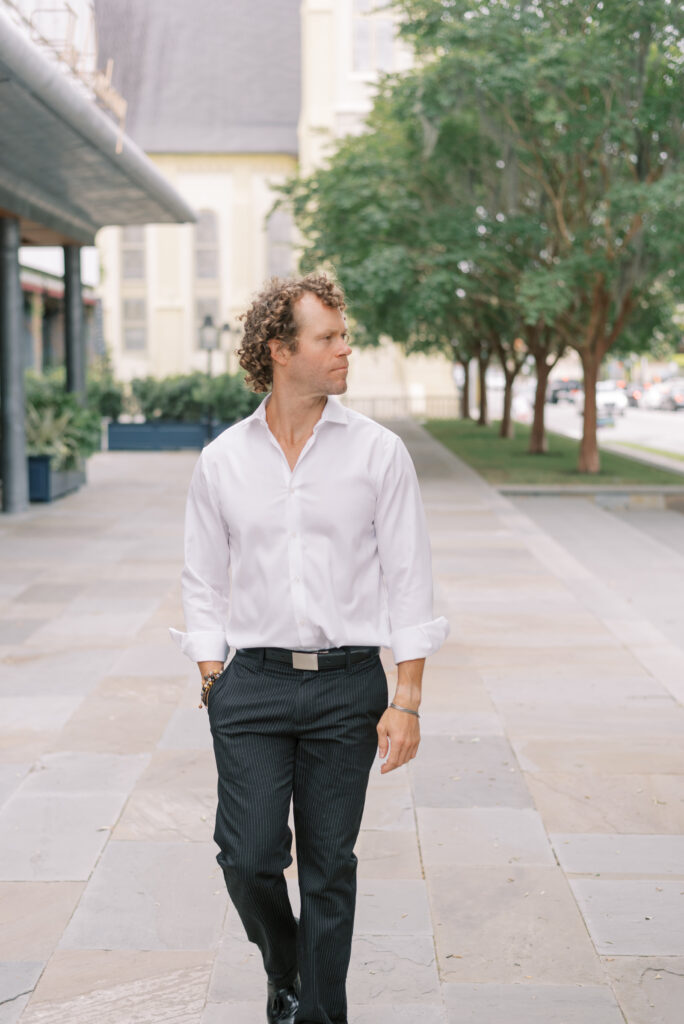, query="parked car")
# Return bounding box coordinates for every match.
[625,383,645,407]
[577,380,628,417]
[642,382,670,410]
[659,378,684,412]
[546,378,582,404]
